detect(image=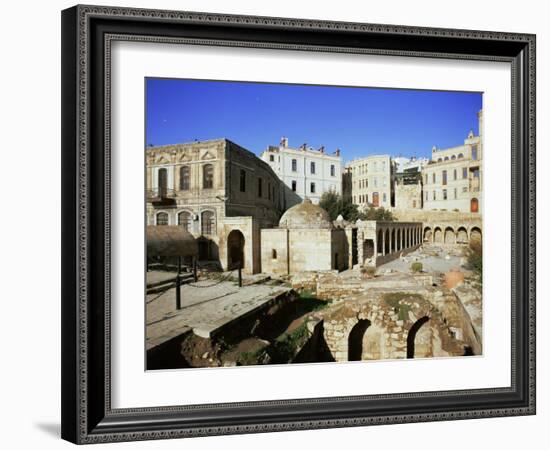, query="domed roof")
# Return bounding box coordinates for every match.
[279,198,332,229]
